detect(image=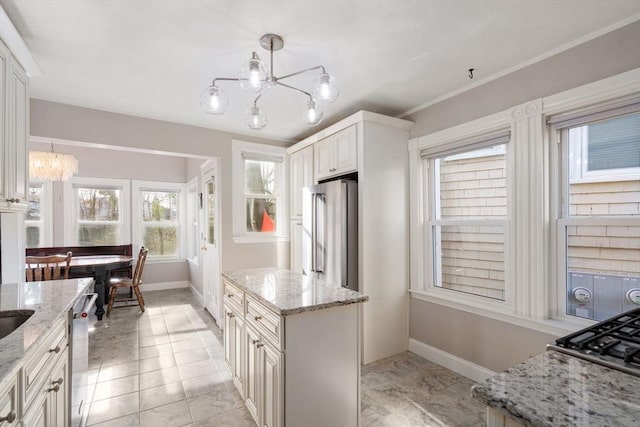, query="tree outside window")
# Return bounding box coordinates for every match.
[77,188,120,245]
[244,159,276,232]
[141,190,179,256]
